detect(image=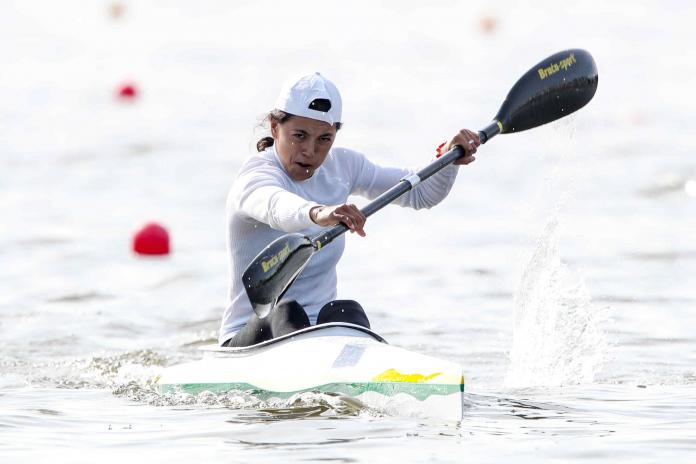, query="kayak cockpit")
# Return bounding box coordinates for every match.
[201,322,387,356]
